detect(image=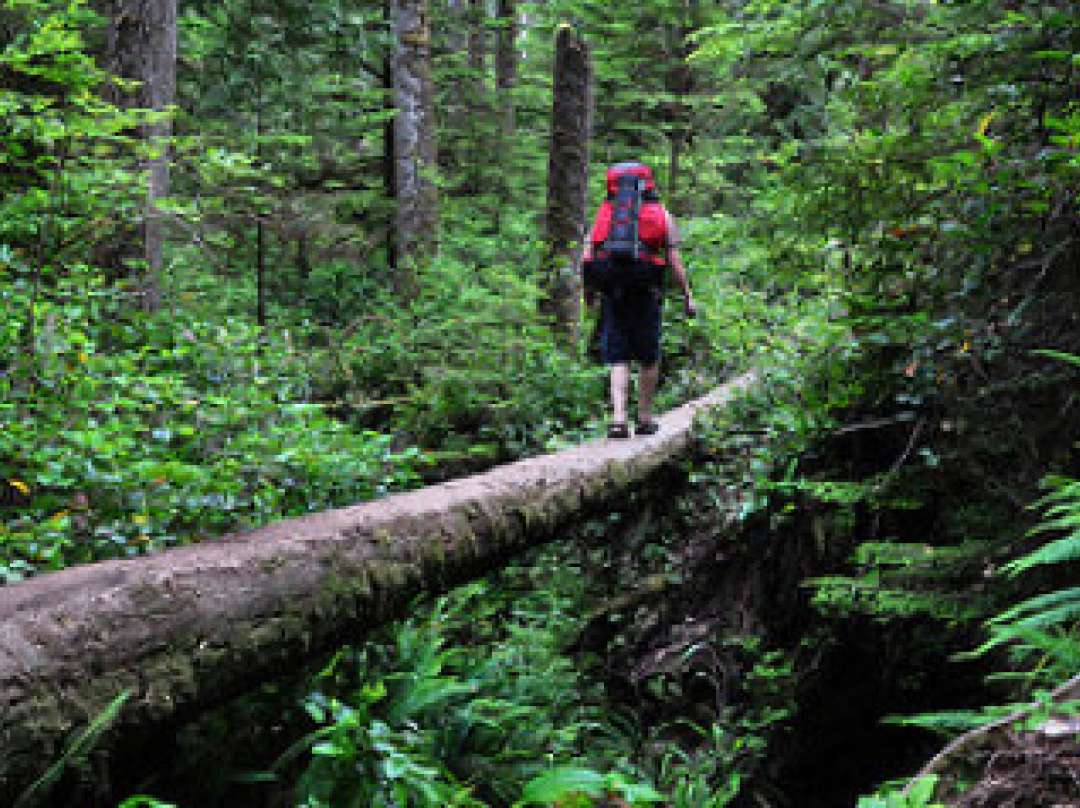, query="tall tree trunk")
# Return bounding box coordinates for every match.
[255,71,267,329]
[383,0,397,271]
[103,0,177,312]
[495,0,517,138]
[541,24,591,343]
[495,0,517,213]
[393,0,438,296]
[669,128,684,207]
[467,0,485,76]
[664,15,694,214]
[466,0,486,194]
